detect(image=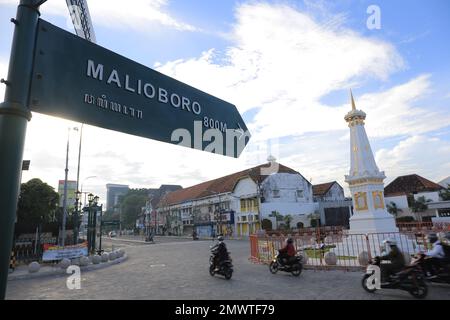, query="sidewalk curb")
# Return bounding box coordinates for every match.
[112,236,248,242]
[7,254,128,281]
